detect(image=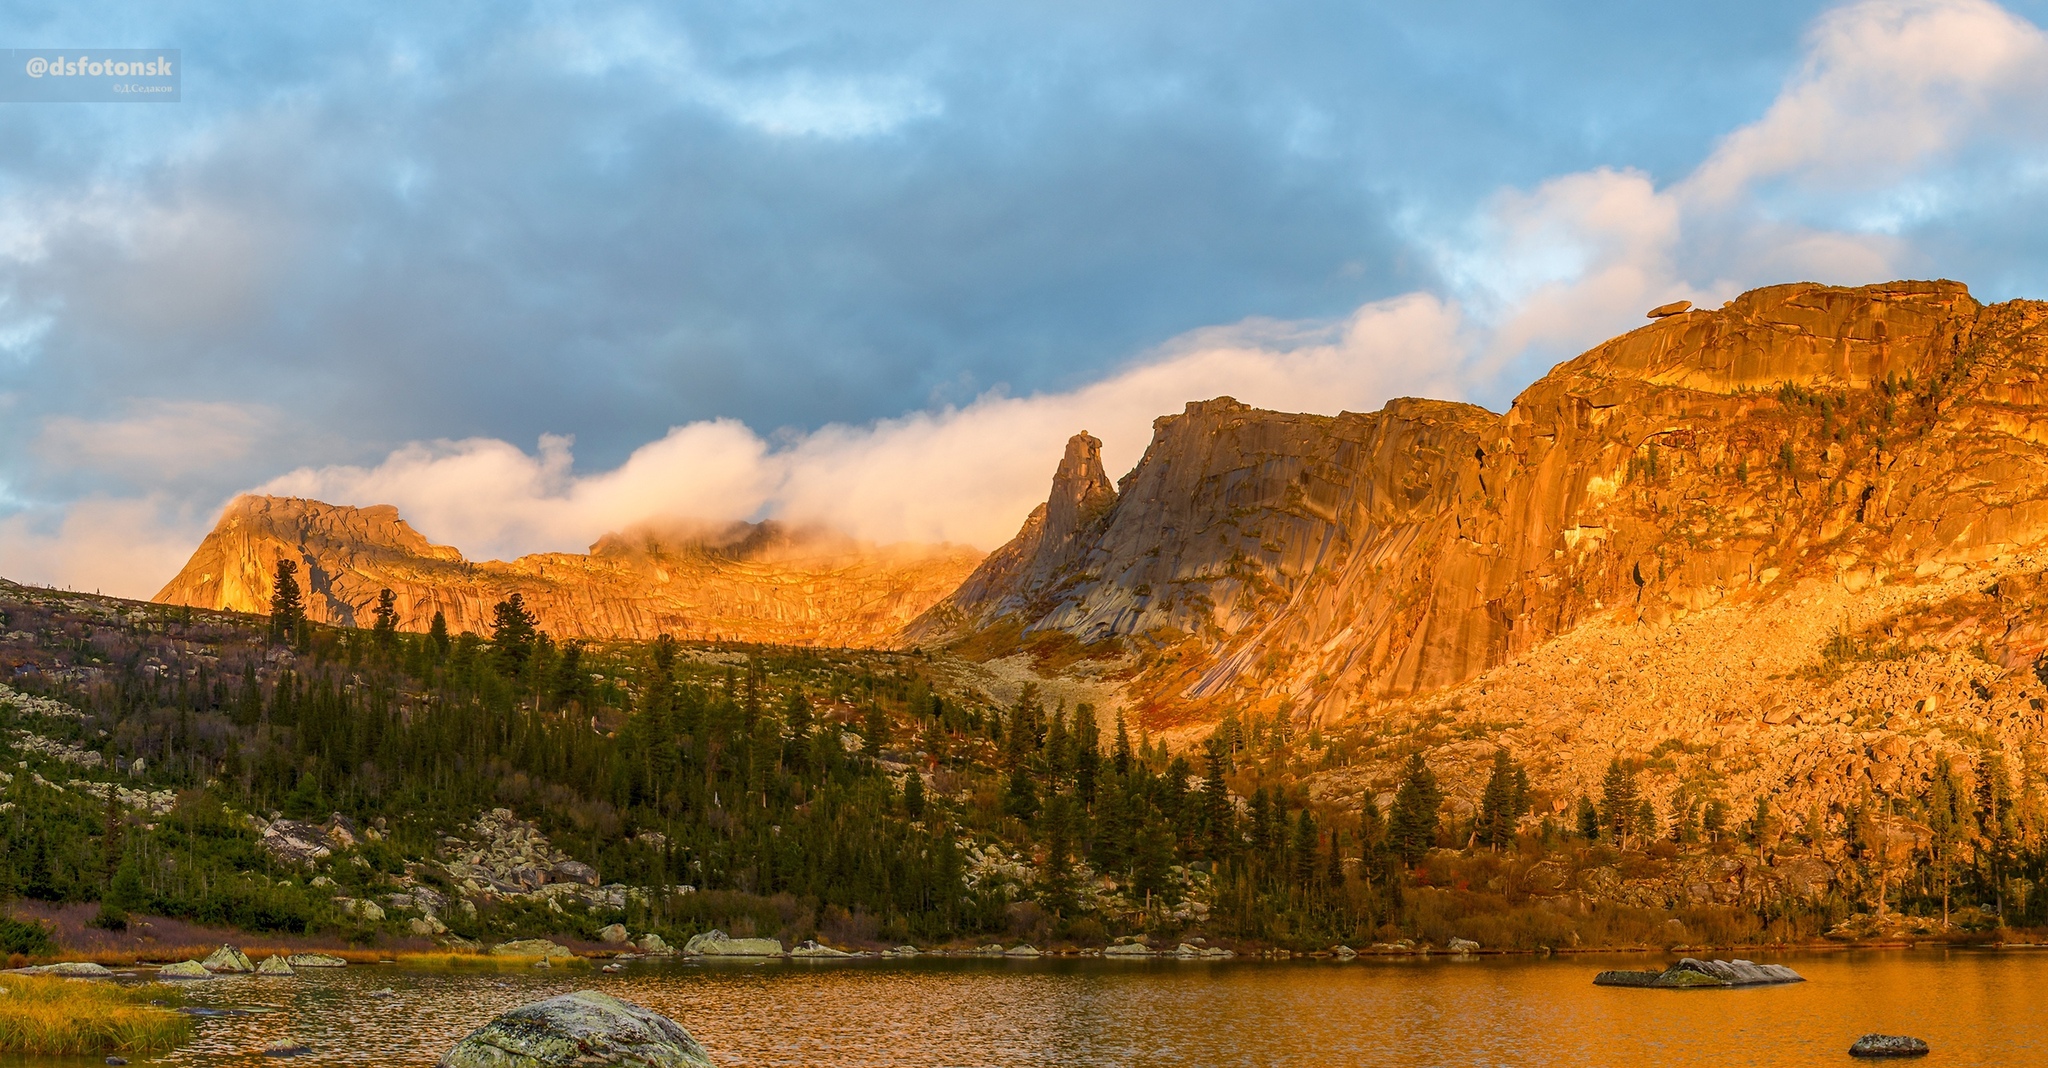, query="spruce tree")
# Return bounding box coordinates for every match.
[371,588,399,649]
[1112,711,1133,777]
[268,559,305,644]
[1575,796,1600,840]
[490,594,539,678]
[1476,748,1520,850]
[1388,753,1442,865]
[428,610,450,660]
[1600,758,1639,848]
